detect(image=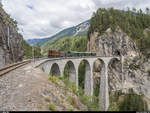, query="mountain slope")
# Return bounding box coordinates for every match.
[26,38,50,46]
[41,36,88,56]
[26,20,90,46]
